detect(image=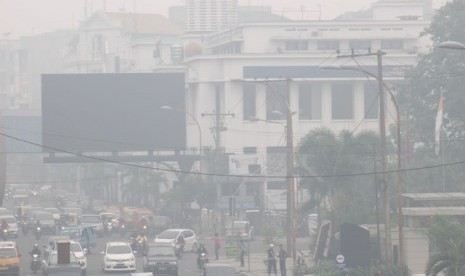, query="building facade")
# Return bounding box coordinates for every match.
[187,0,238,33]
